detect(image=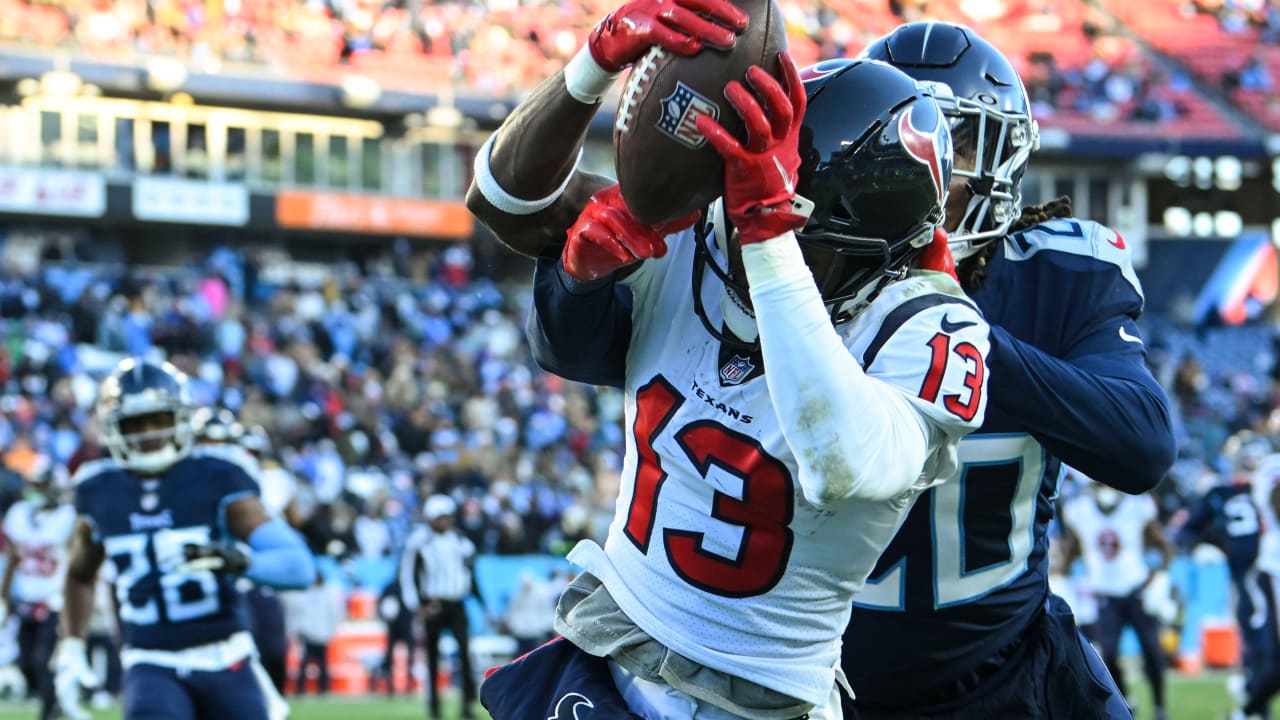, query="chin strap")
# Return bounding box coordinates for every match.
[690,210,758,352]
